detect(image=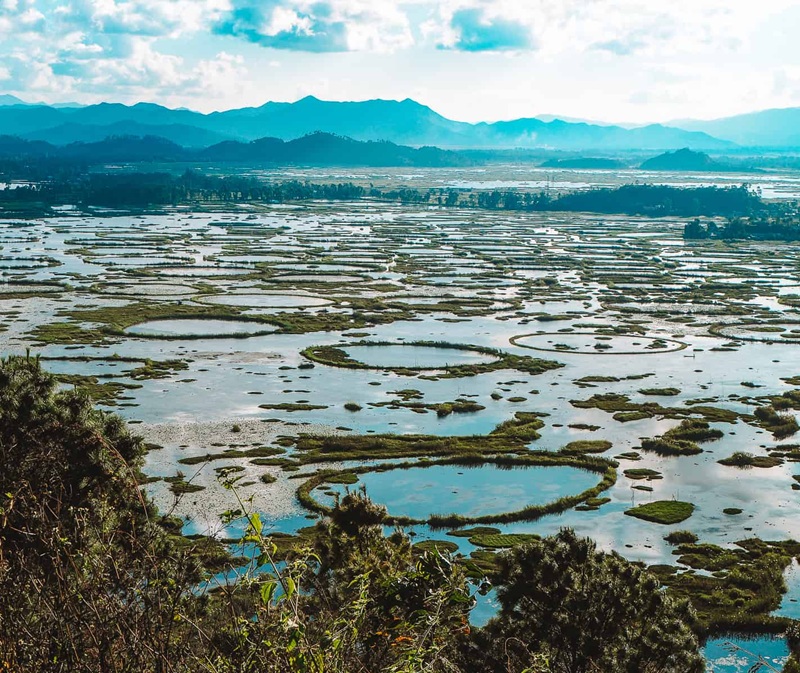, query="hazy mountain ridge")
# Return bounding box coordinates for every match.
[0,95,732,151]
[671,108,800,148]
[0,132,475,167]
